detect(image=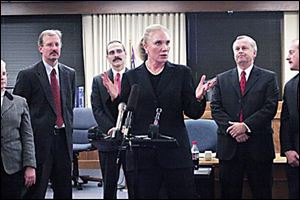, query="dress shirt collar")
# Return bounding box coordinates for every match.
[112,67,126,79]
[43,59,59,77]
[237,64,253,81]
